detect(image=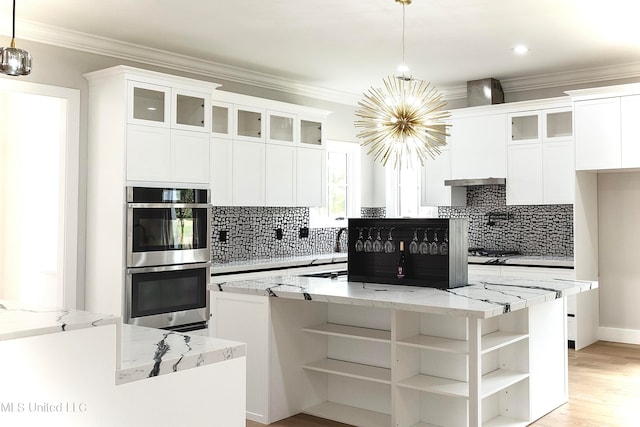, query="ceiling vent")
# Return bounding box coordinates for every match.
[467,78,504,106]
